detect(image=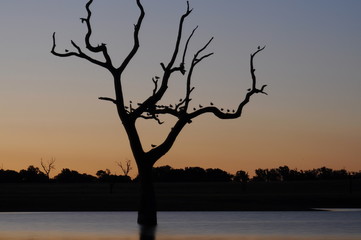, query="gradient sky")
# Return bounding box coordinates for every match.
[1,0,360,177]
